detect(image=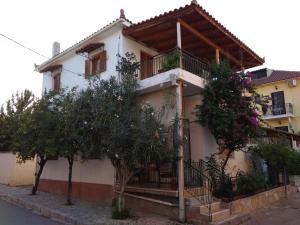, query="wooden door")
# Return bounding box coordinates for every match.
[140,51,153,79]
